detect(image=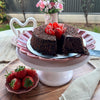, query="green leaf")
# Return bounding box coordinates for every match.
[5,70,12,78]
[9,79,15,87]
[24,78,33,88]
[15,66,25,72]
